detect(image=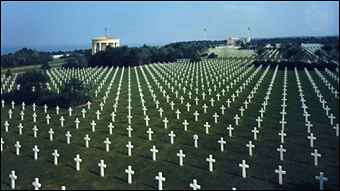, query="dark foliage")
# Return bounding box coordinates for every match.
[62,54,88,69]
[5,69,12,77]
[251,36,339,46]
[88,40,225,67]
[208,52,218,59]
[1,48,52,68]
[41,62,51,70]
[1,71,91,108]
[252,60,338,71]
